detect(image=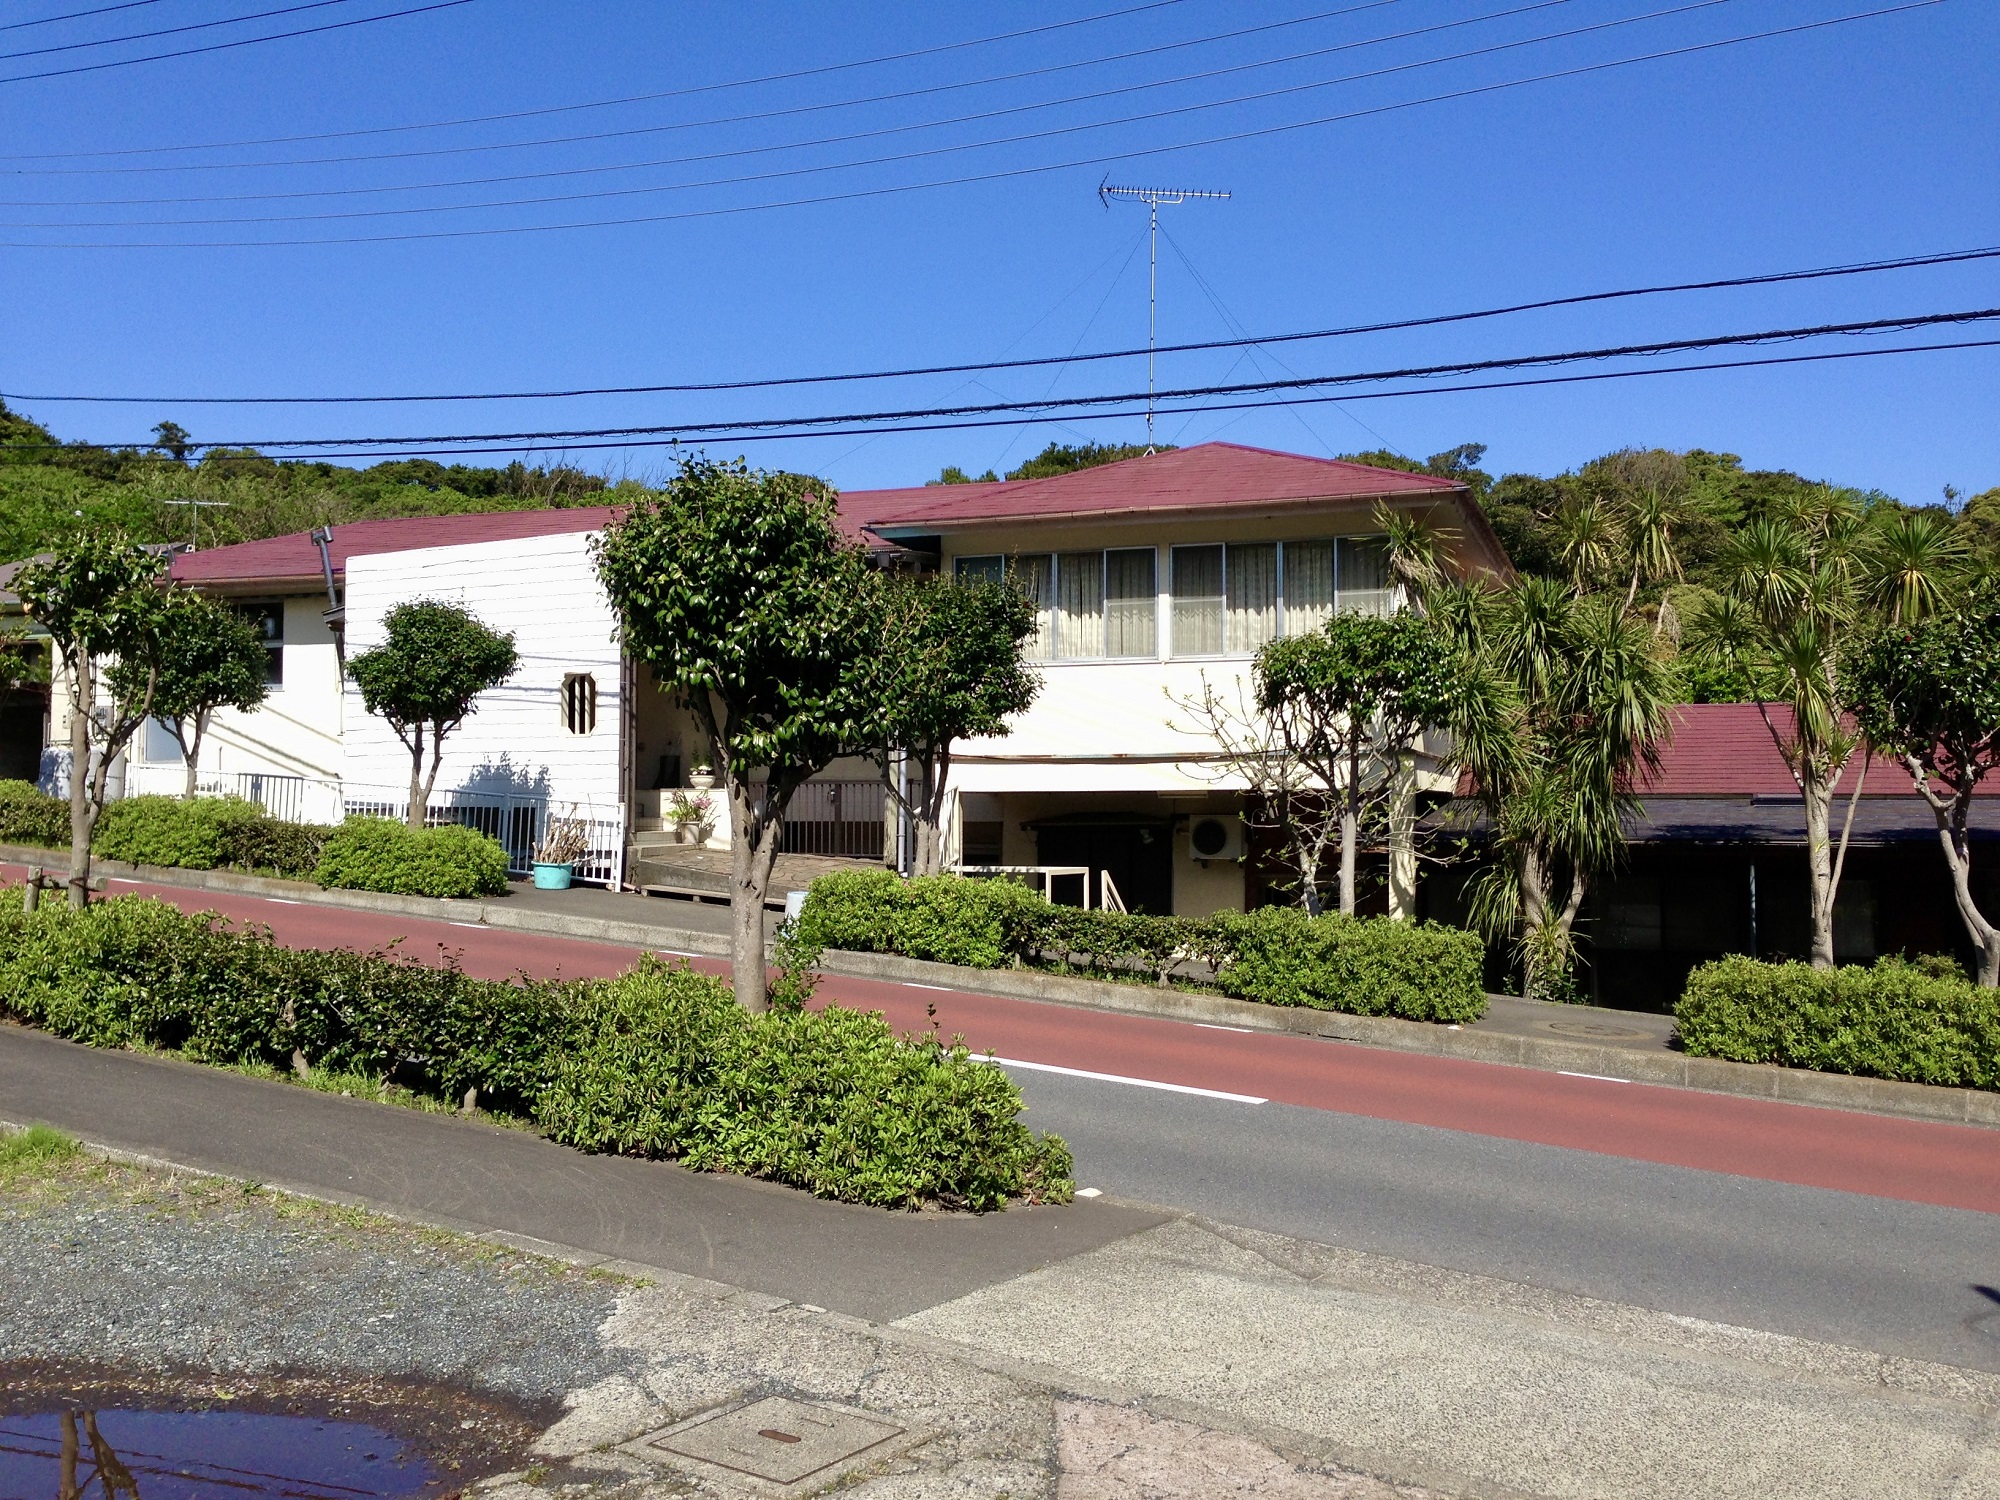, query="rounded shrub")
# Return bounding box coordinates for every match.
[314,816,509,898]
[0,778,67,848]
[92,794,260,870]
